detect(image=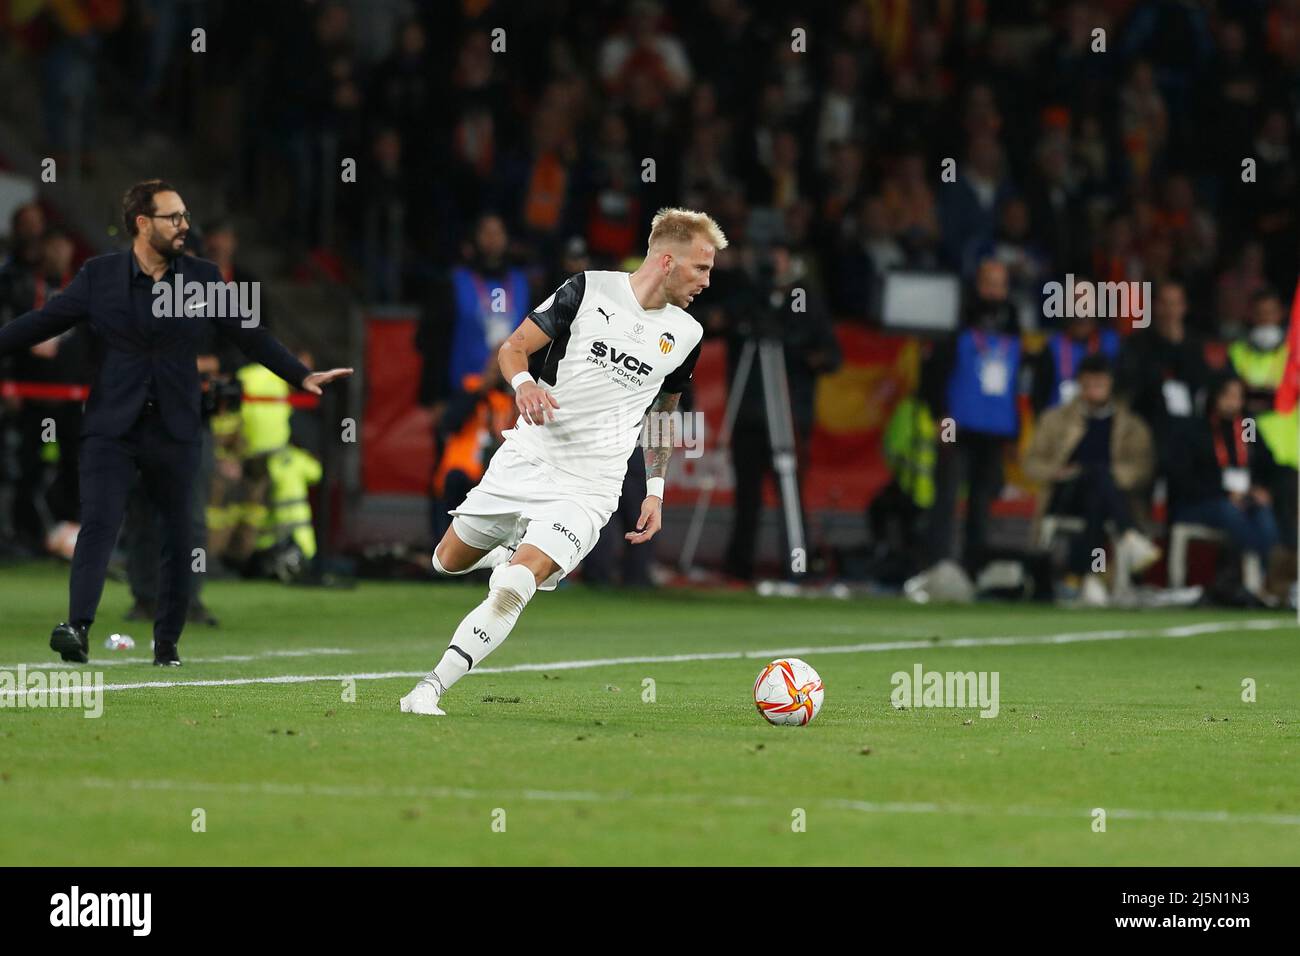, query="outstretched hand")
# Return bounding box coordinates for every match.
[302,368,354,395]
[625,496,662,545]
